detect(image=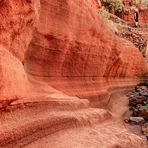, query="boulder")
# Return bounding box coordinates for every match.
[129,96,146,106]
[0,0,147,102]
[0,0,147,147]
[138,106,148,120]
[129,116,145,124]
